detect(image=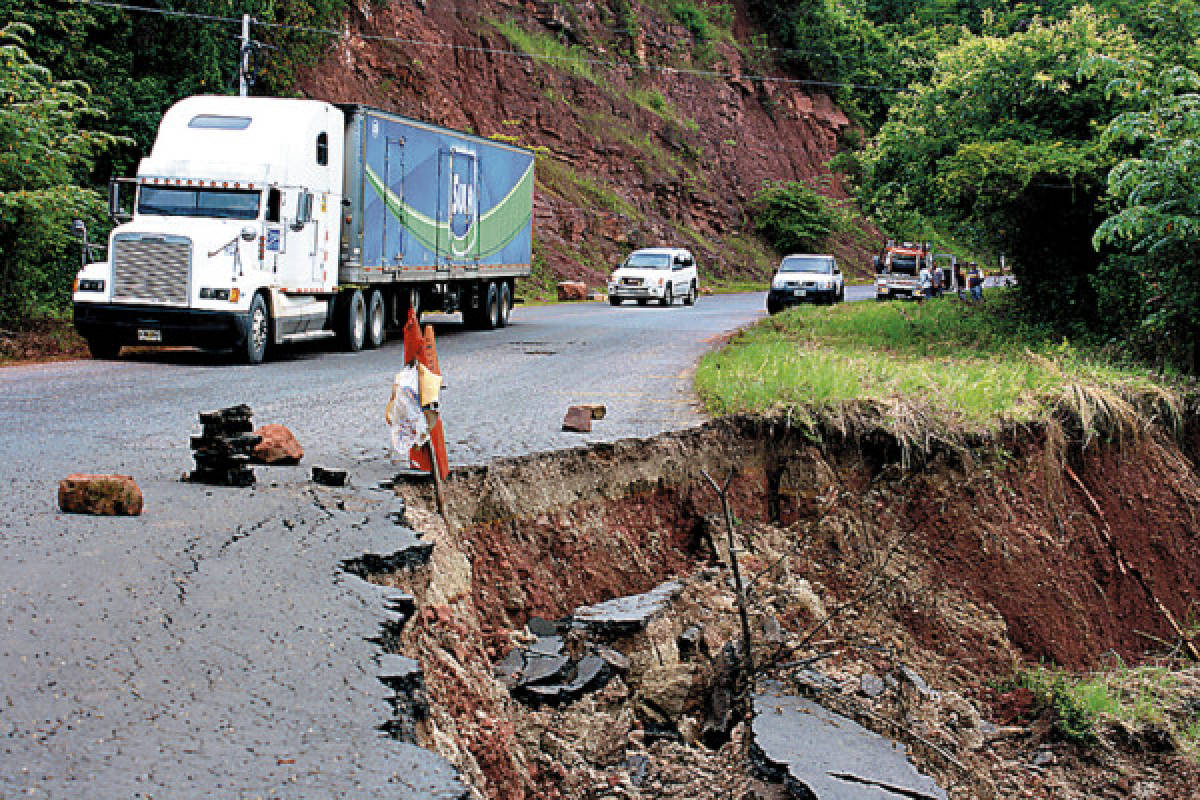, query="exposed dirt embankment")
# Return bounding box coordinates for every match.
[384,417,1200,799]
[300,1,876,284]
